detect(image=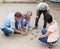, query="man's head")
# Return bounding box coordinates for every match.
[45,14,53,24]
[41,4,46,10]
[14,12,22,21]
[26,11,32,18]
